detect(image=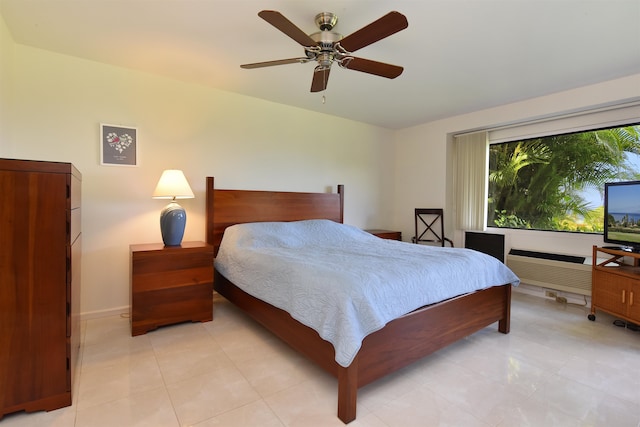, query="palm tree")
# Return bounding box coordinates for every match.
[488,125,640,232]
